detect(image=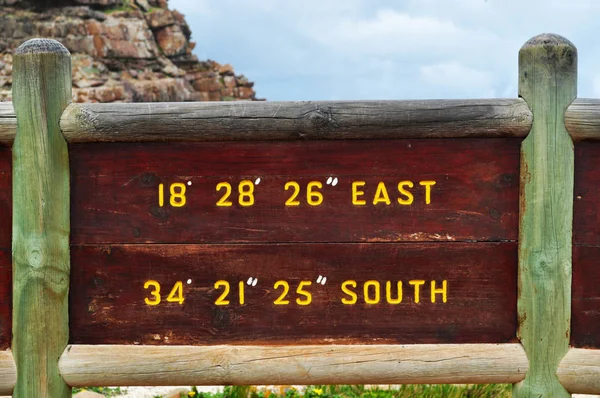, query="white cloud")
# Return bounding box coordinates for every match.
[420,62,496,98]
[170,0,600,100]
[308,9,501,57]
